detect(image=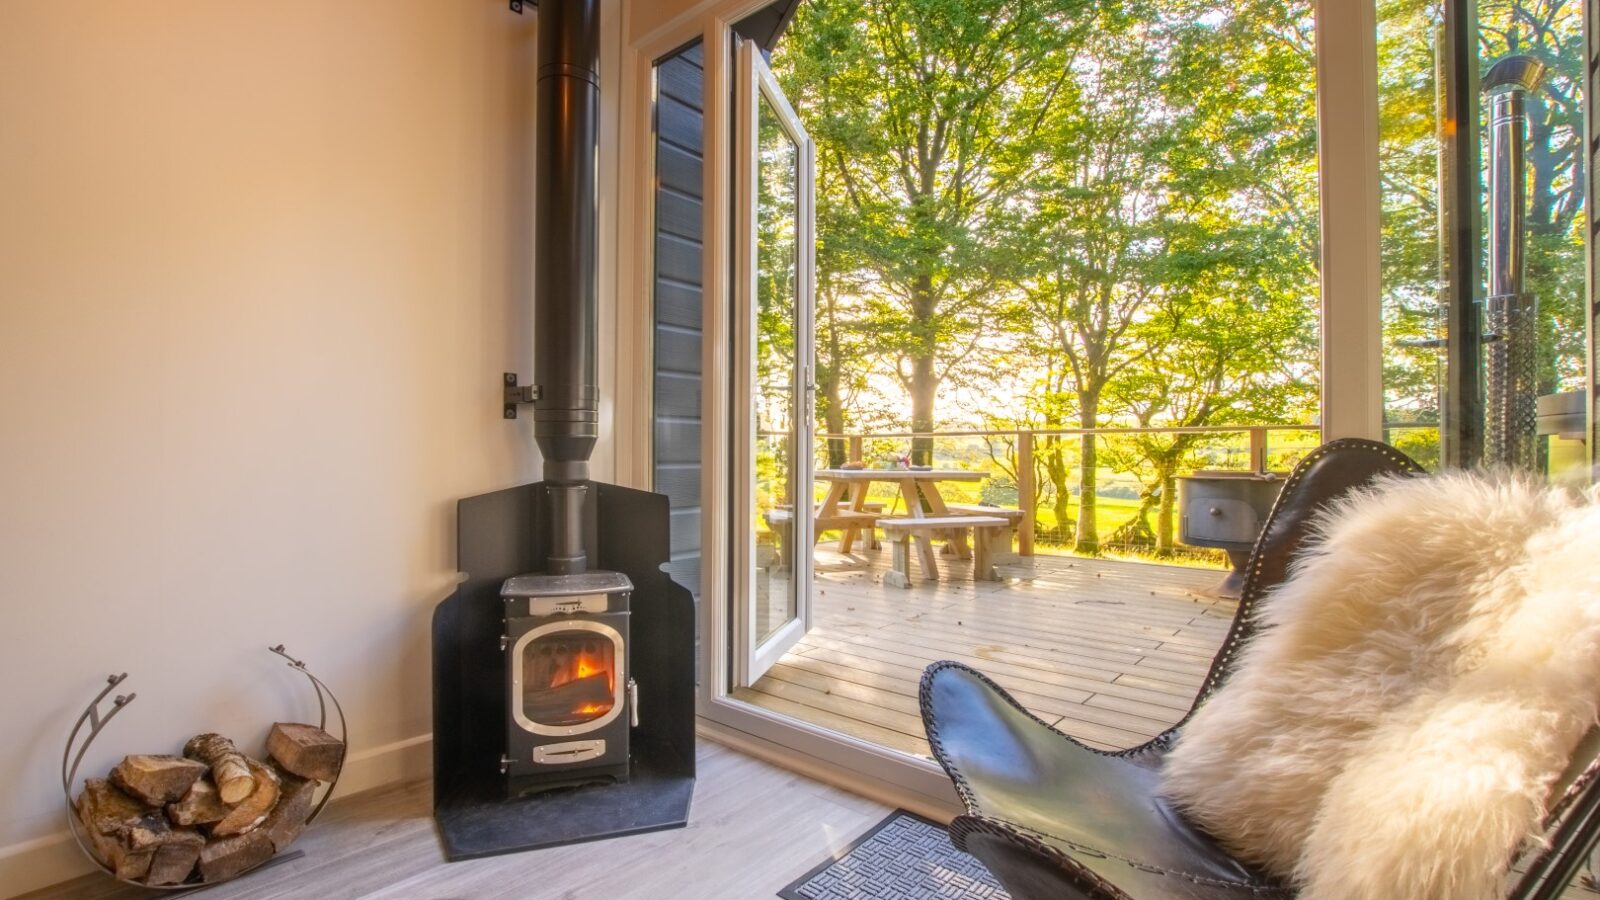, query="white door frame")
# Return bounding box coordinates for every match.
[615,0,963,812]
[731,37,816,686]
[1314,0,1384,442]
[612,0,1386,809]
